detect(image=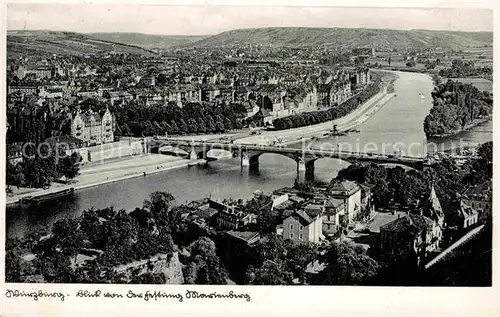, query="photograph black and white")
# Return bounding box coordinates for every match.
[4,4,493,287]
